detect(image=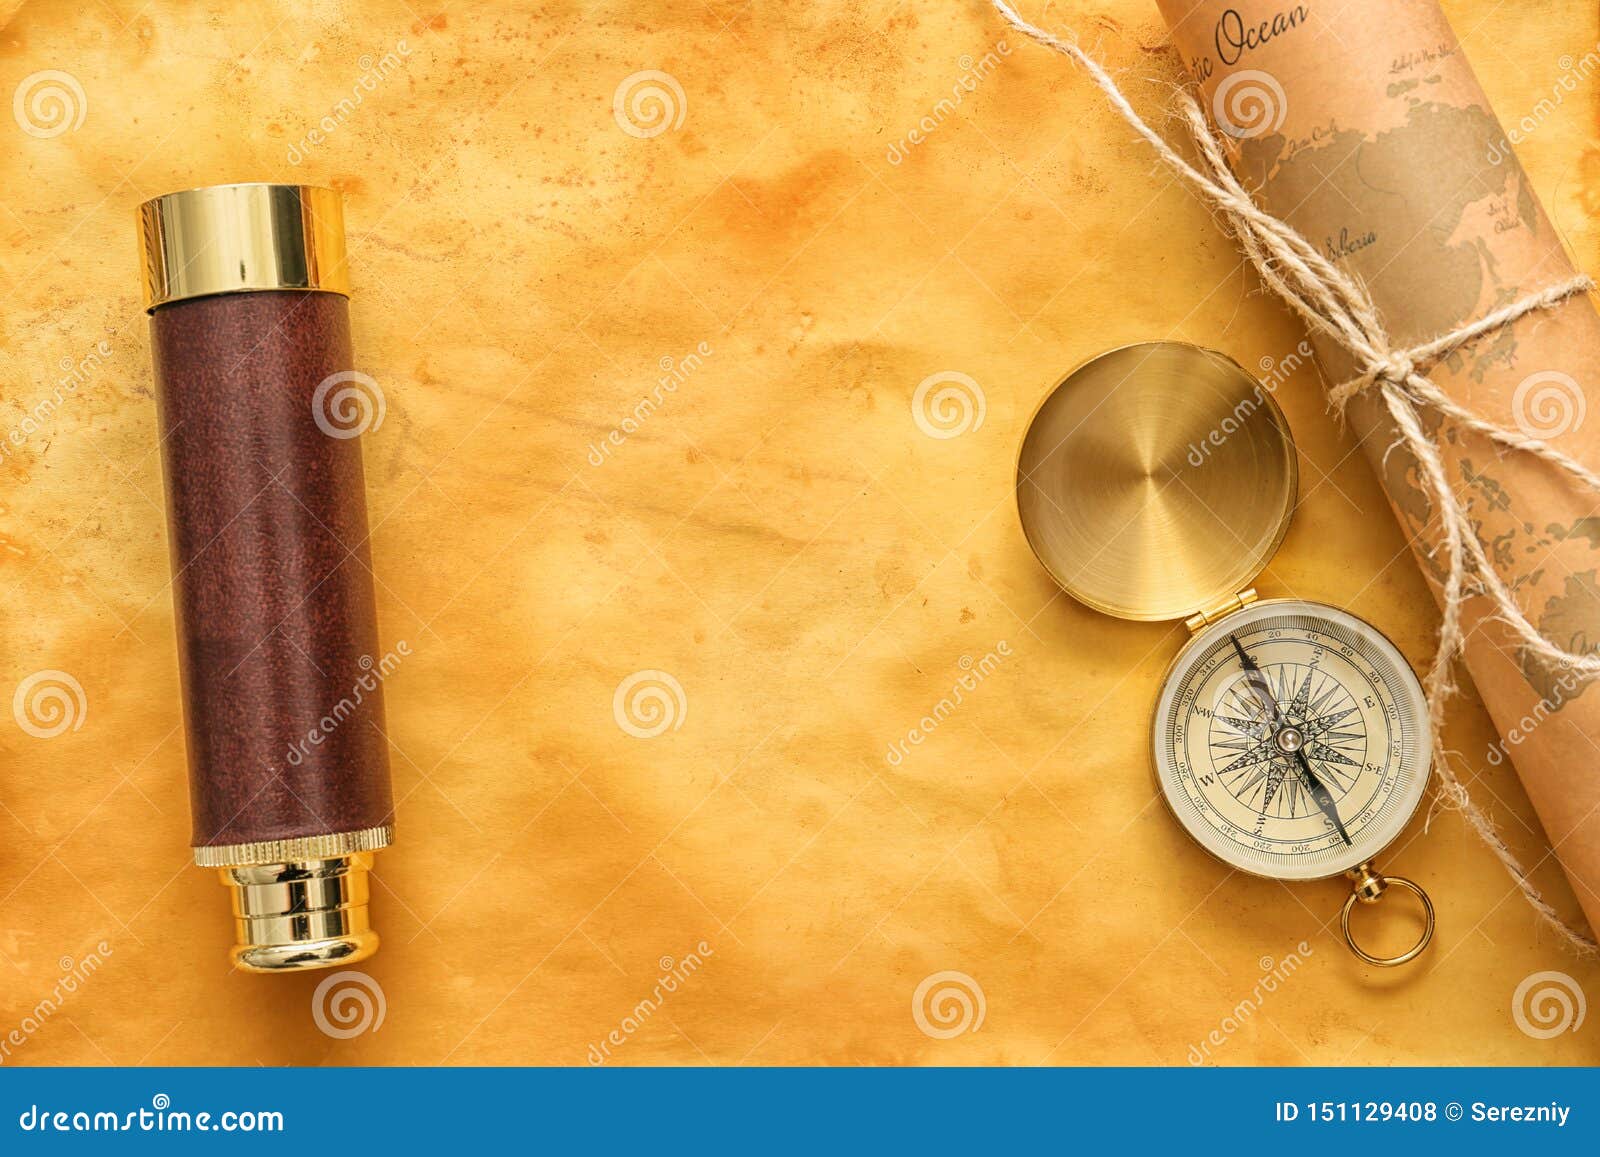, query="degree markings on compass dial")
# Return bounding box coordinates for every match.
[1155,603,1429,880]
